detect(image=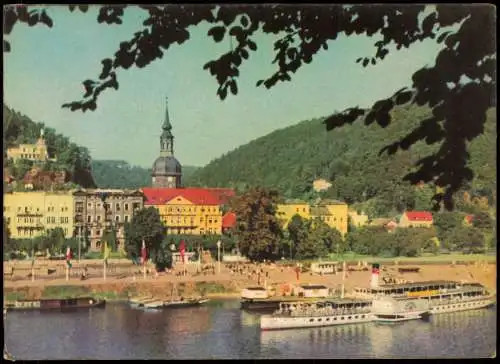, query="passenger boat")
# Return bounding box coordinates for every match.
[241,284,335,311]
[260,299,373,331]
[4,297,105,311]
[352,280,495,315]
[371,296,430,323]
